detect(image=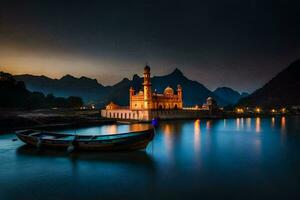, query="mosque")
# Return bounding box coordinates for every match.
[101,65,218,121]
[129,65,183,110]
